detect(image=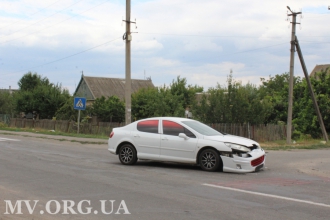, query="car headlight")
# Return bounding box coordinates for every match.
[224,143,251,152]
